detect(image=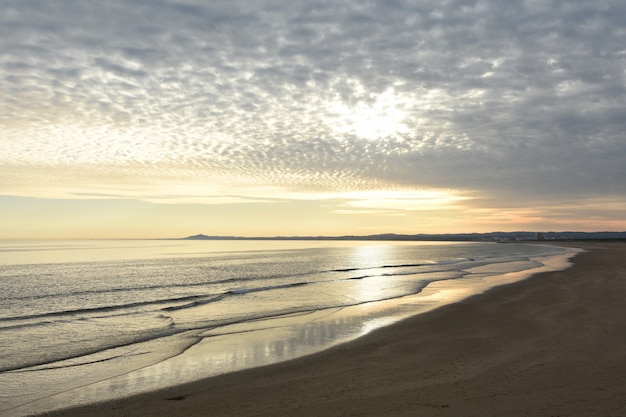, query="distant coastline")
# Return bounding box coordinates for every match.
[181,231,626,242]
